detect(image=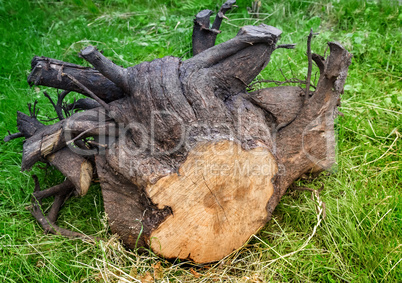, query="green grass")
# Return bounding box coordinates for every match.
[0,0,401,282]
